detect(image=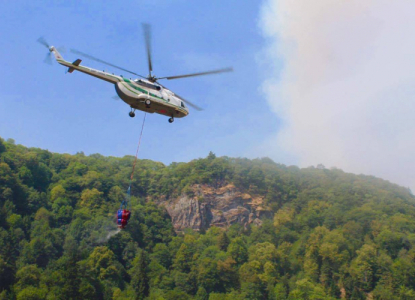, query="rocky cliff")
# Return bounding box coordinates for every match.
[157,184,272,232]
